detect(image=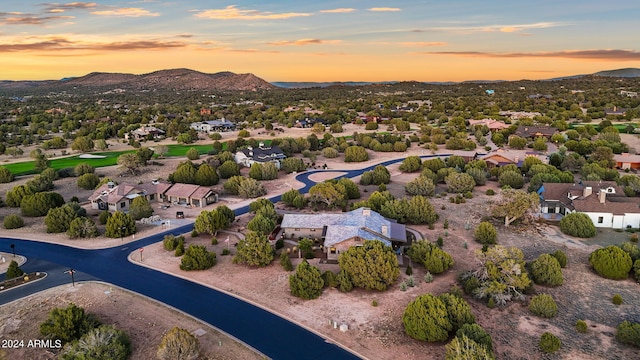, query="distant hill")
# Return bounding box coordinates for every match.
[593,68,640,78]
[0,68,277,92]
